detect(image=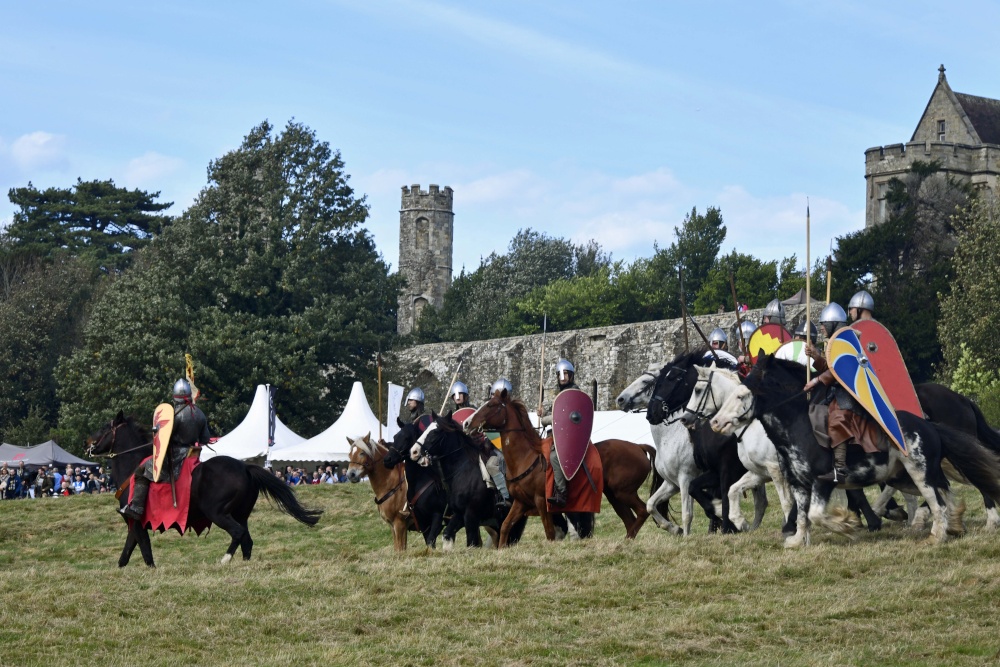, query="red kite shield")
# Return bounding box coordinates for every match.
[852,320,923,417]
[151,403,175,483]
[748,323,792,364]
[451,407,476,425]
[551,389,593,481]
